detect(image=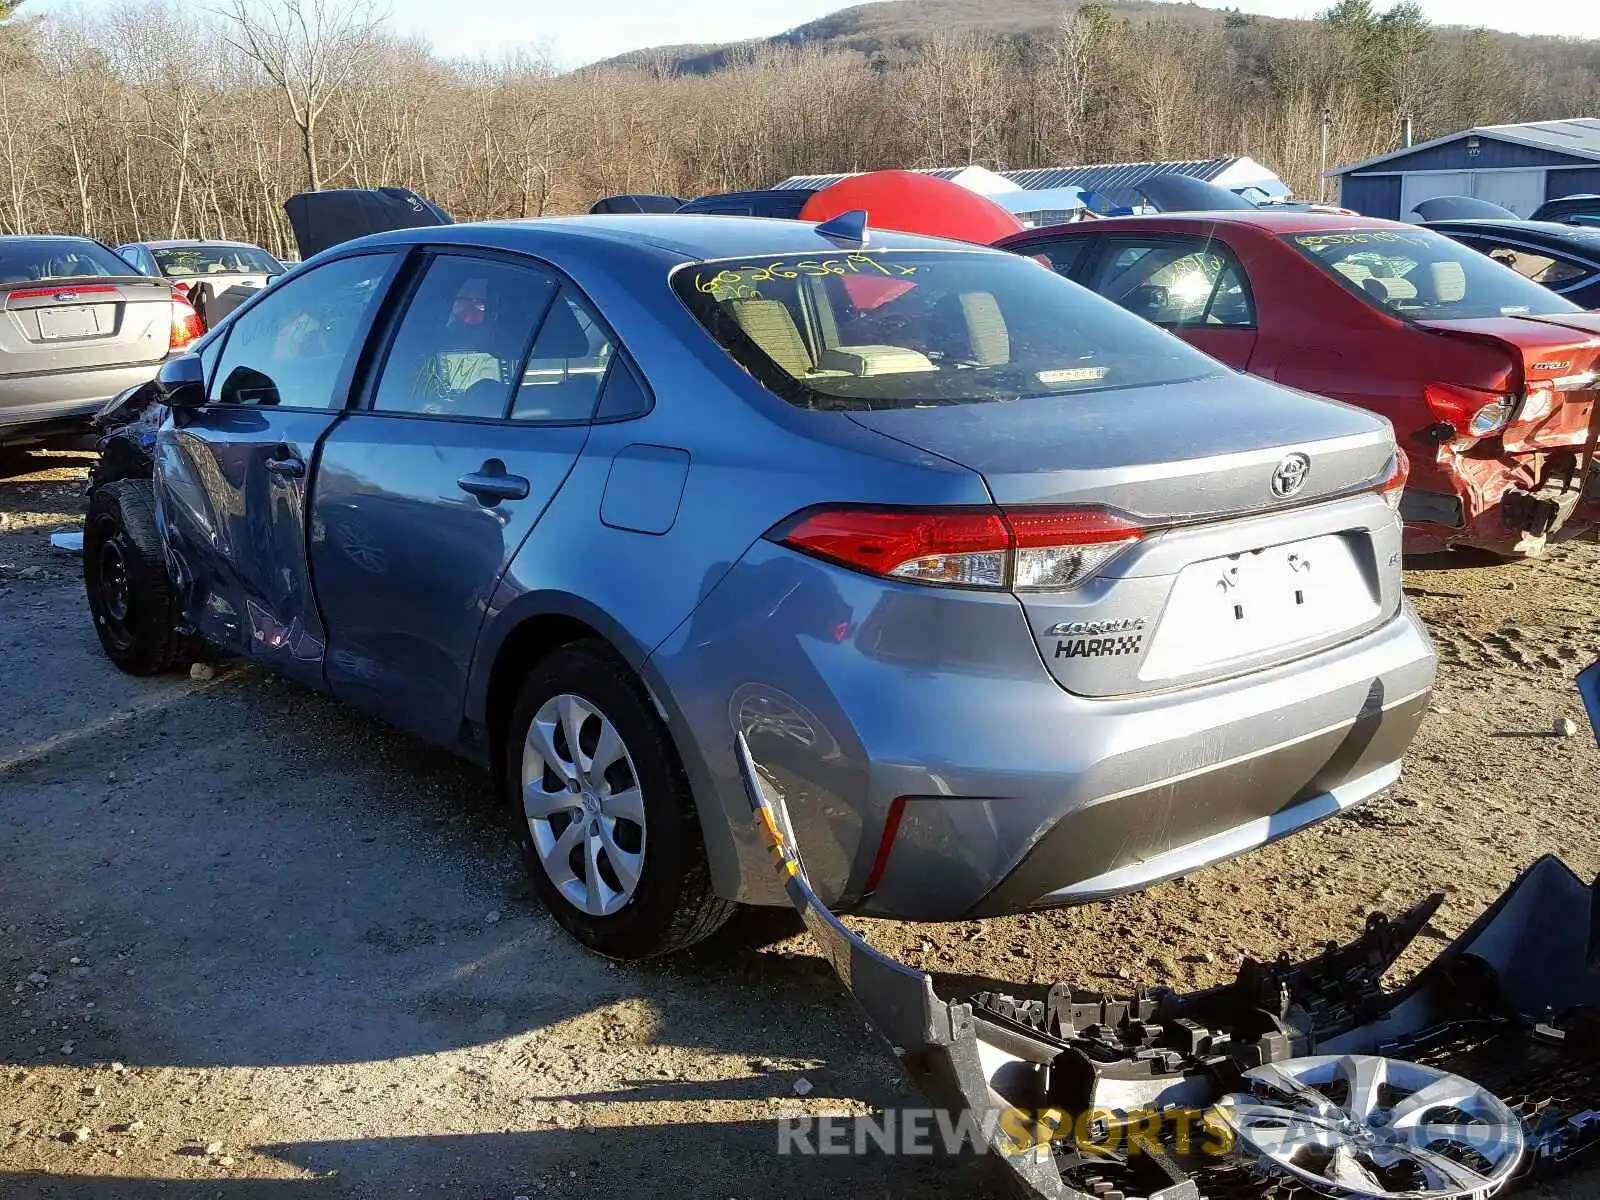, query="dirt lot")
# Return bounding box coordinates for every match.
[2,445,1599,1199]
